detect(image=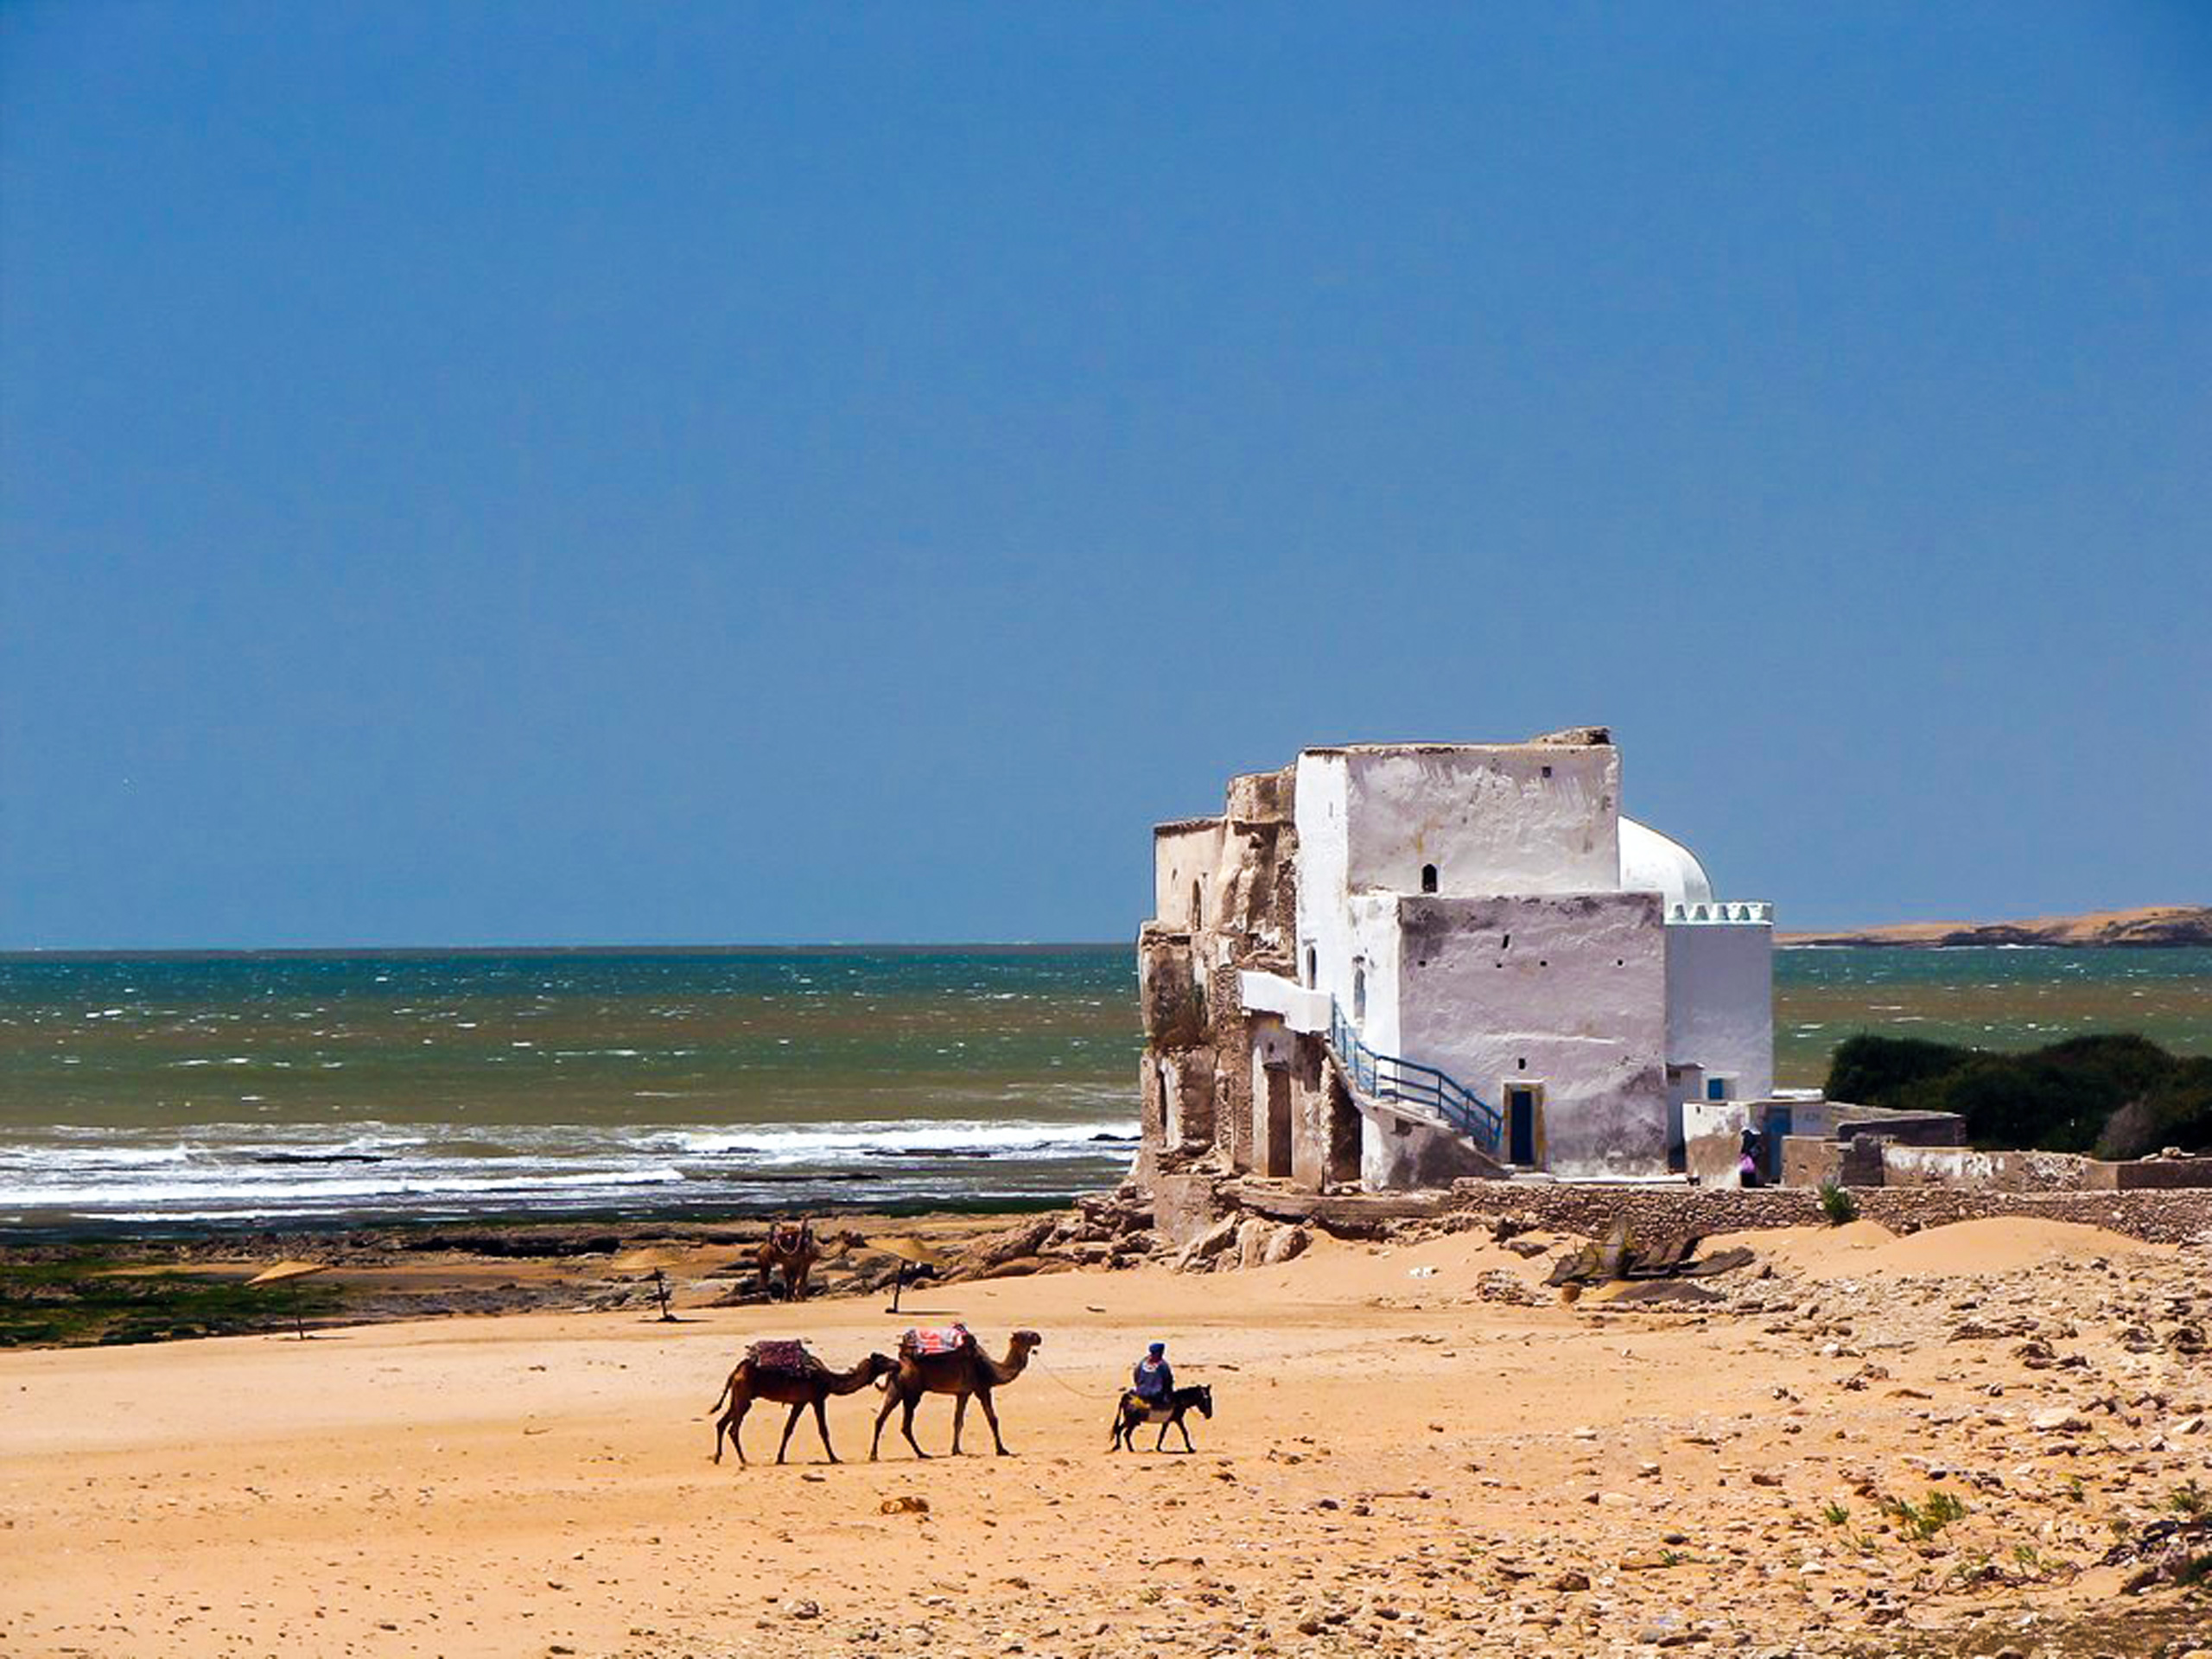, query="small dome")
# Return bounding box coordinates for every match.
[1619,817,1714,908]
